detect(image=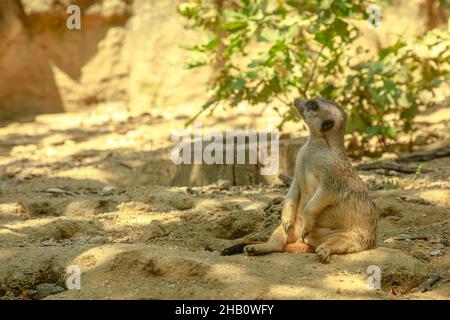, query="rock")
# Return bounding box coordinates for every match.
[29,283,65,300]
[101,186,116,196]
[141,220,167,241]
[37,188,76,196]
[169,196,195,211]
[430,249,442,257]
[89,236,108,243]
[217,179,231,191]
[393,234,412,241]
